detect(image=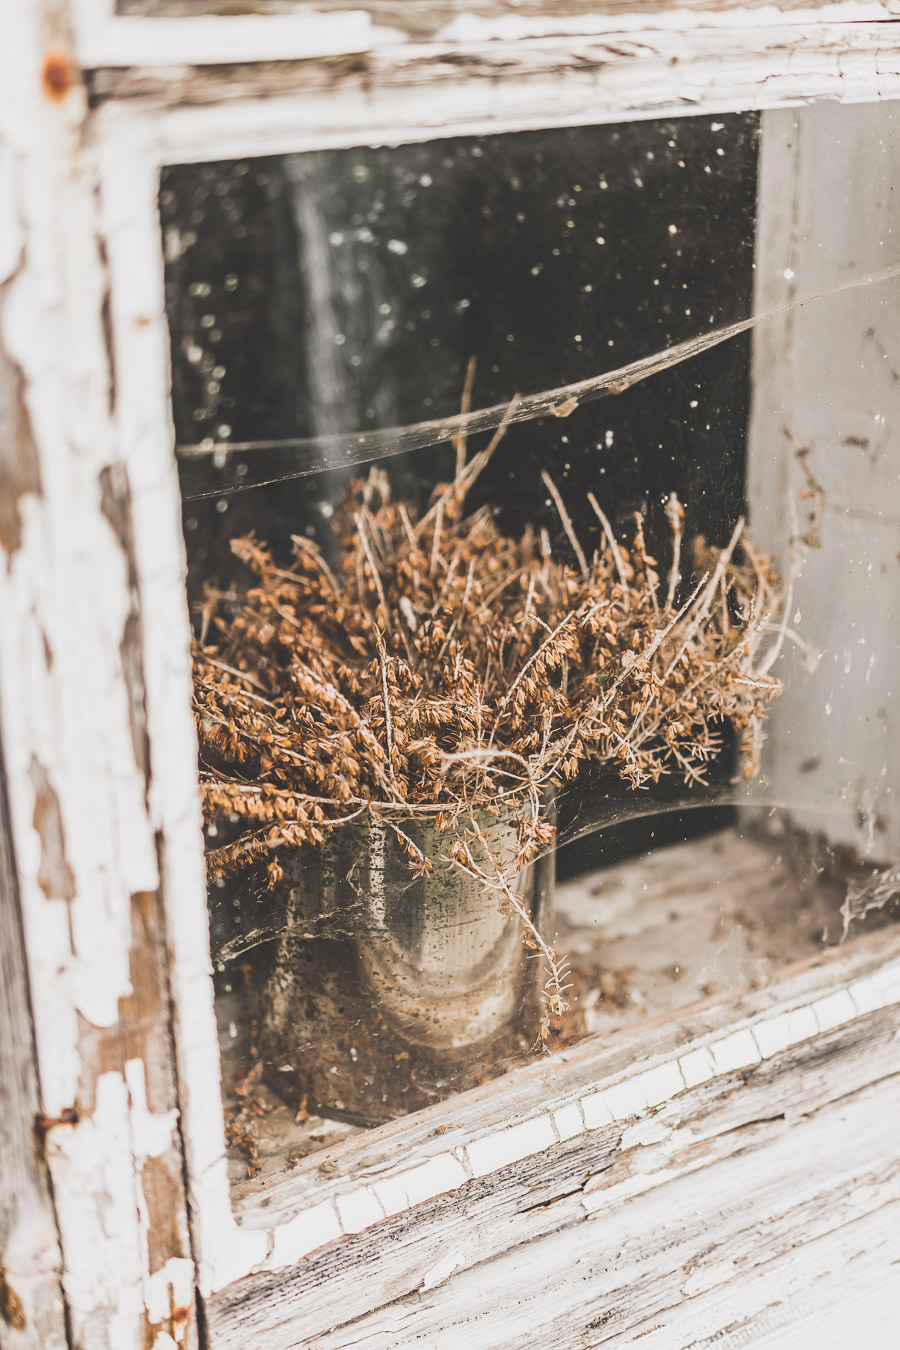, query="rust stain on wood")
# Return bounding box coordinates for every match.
[42,51,74,102]
[28,758,76,905]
